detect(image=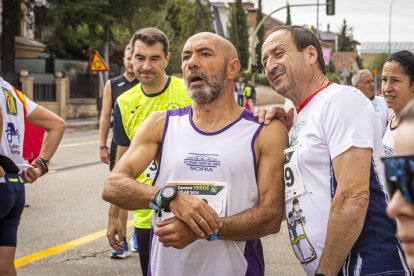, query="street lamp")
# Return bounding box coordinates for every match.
[388,0,397,55]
